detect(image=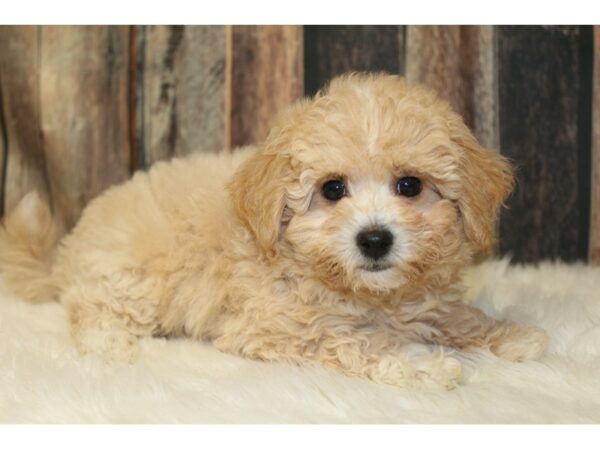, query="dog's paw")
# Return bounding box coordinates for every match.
[73,325,140,363]
[411,353,463,391]
[490,325,549,362]
[368,350,462,391]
